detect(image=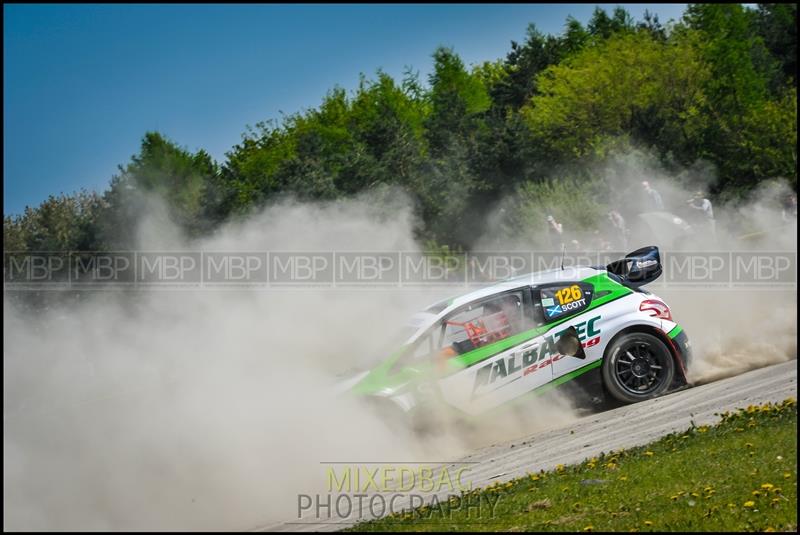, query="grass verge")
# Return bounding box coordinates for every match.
[348,398,797,532]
